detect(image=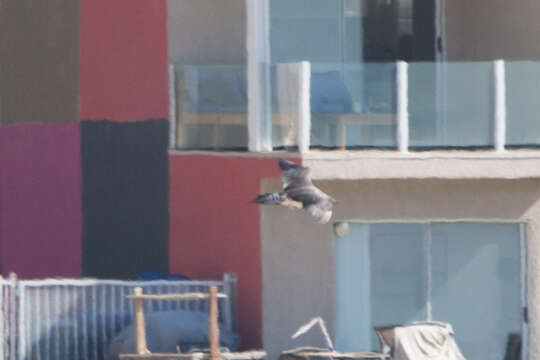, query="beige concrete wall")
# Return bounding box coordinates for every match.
[304,151,540,180]
[261,178,540,359]
[445,0,540,60]
[167,0,246,65]
[0,0,79,124]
